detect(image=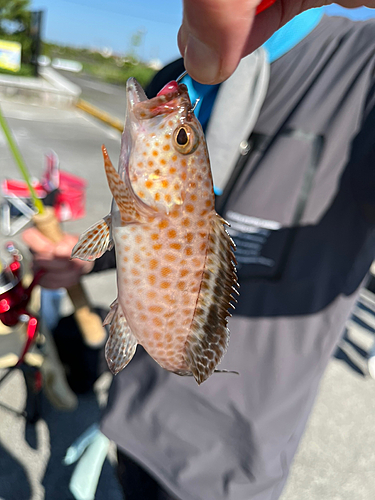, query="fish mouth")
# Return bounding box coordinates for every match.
[127,78,191,121]
[126,77,148,110]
